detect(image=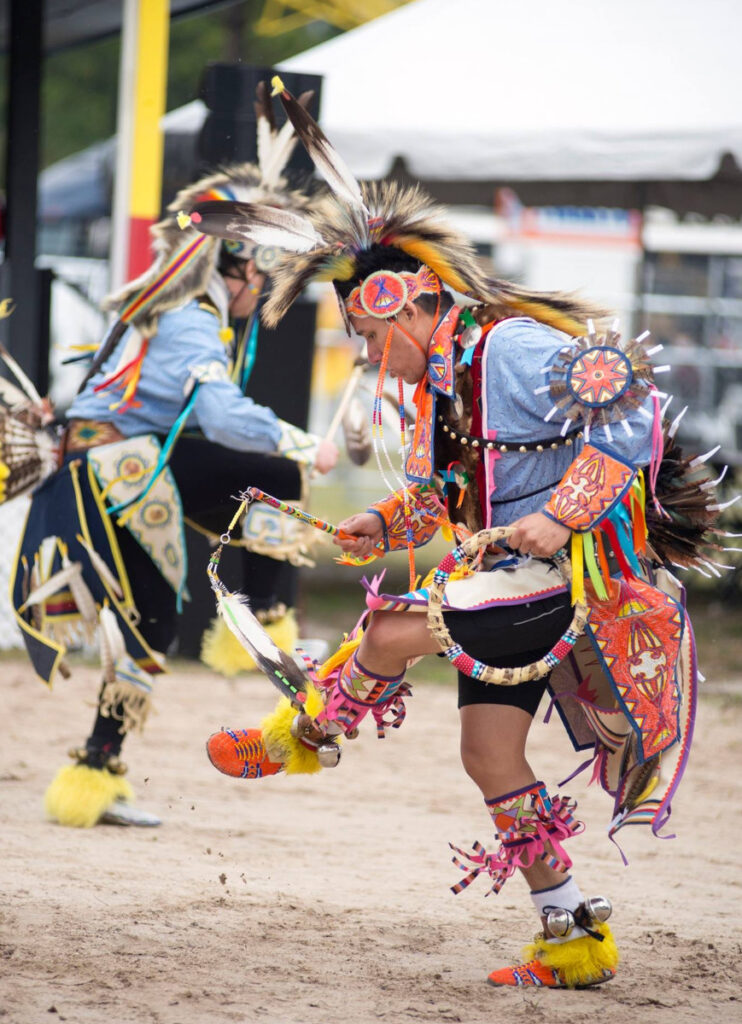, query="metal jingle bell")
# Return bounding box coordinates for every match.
[583,895,612,923]
[316,742,342,768]
[545,906,575,938]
